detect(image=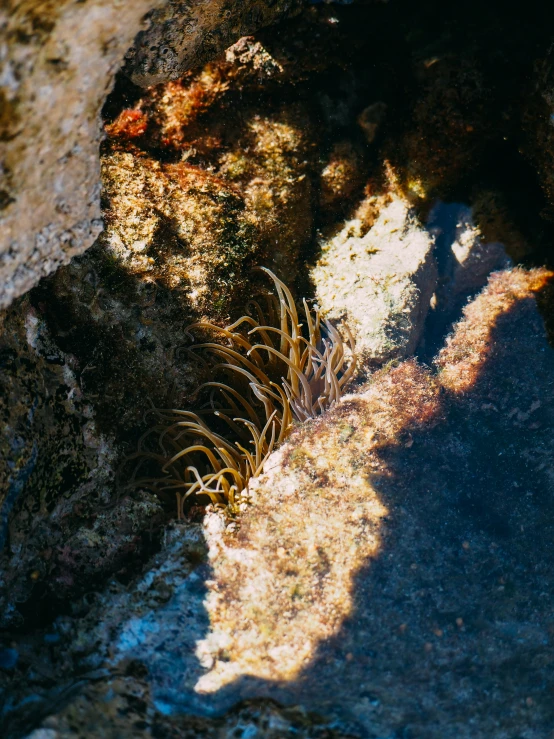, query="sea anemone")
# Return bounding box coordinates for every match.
[128,268,356,517]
